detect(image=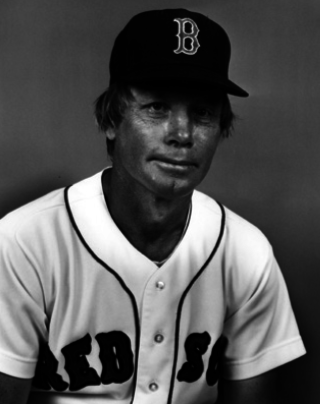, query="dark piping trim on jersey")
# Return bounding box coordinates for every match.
[167,201,226,404]
[64,186,140,404]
